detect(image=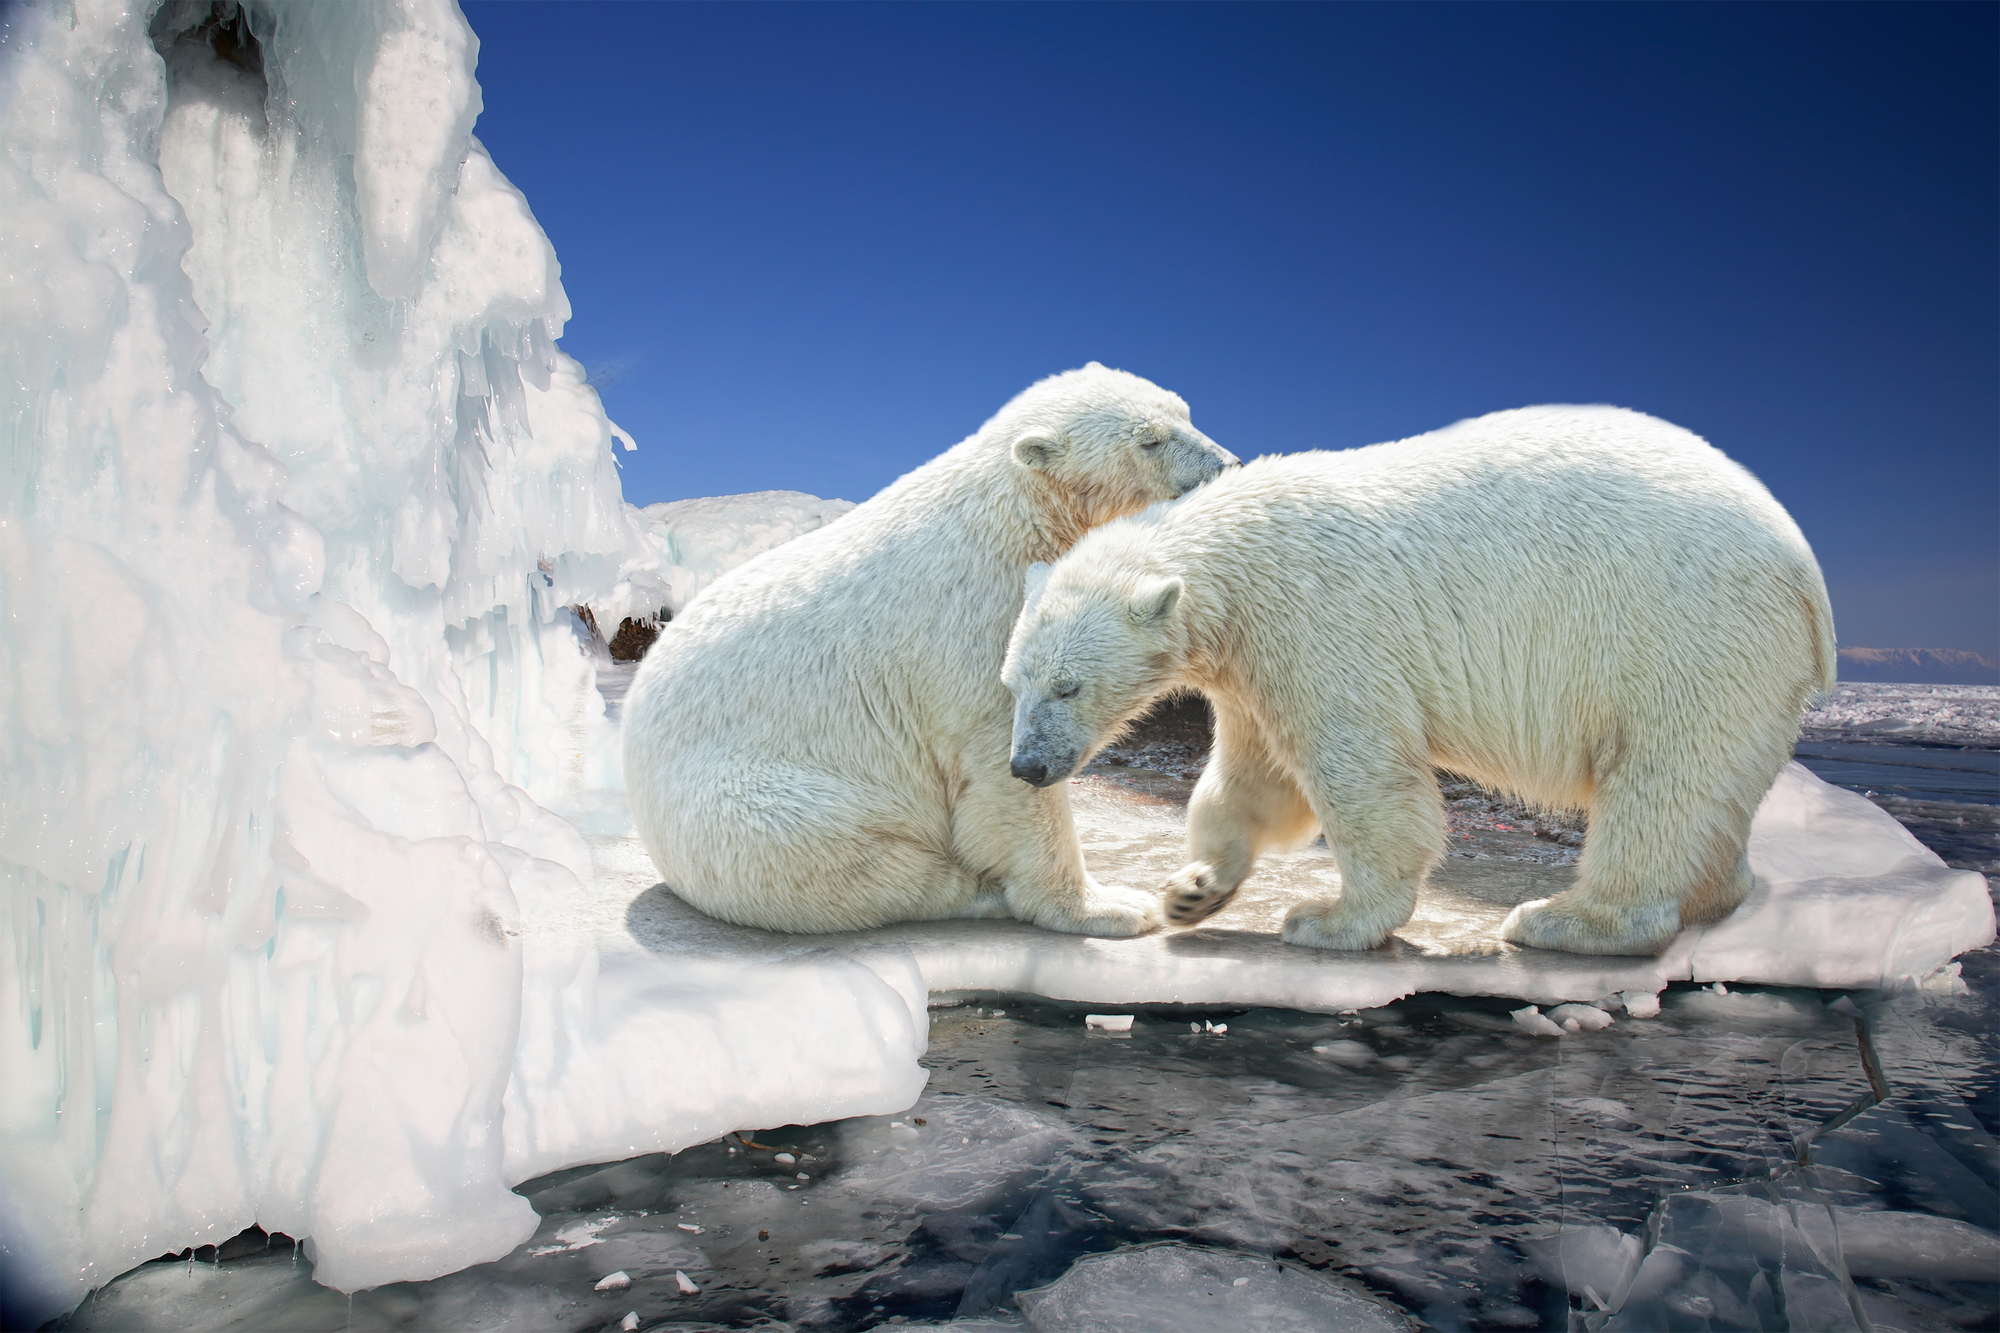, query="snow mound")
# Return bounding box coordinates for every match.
[1803,682,2000,747]
[633,490,856,615]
